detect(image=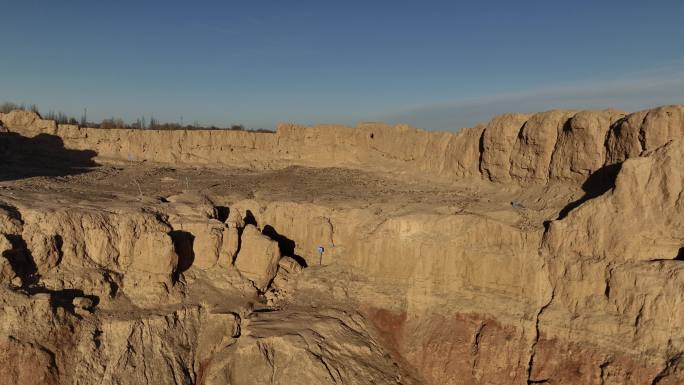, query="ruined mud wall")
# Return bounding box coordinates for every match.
[228,137,684,385]
[3,106,684,384]
[2,105,684,184]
